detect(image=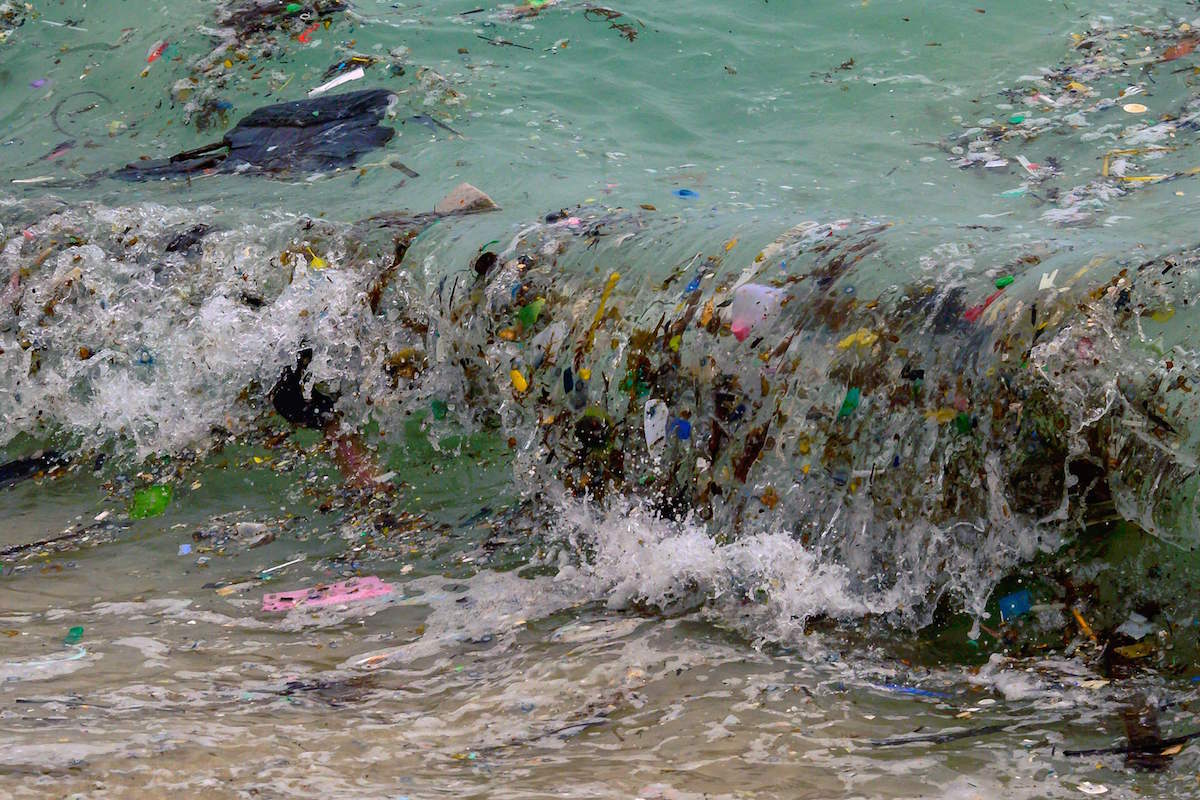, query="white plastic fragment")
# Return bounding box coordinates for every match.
[729,283,784,342]
[644,399,668,453]
[308,66,365,98]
